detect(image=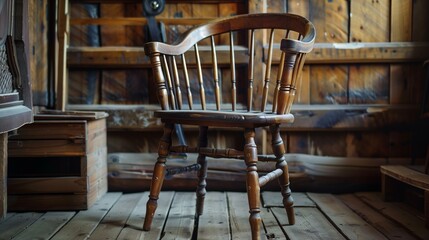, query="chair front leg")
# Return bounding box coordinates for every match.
[270,124,295,225]
[196,126,208,216]
[244,128,261,240]
[143,123,173,231]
